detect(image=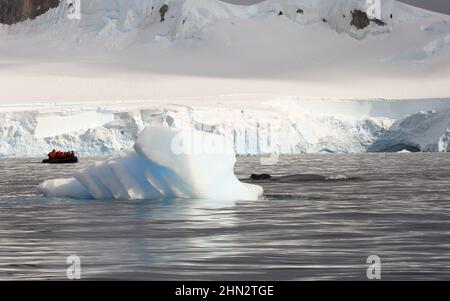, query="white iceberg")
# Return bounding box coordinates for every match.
[39,126,263,201]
